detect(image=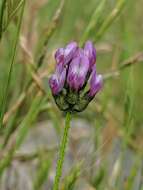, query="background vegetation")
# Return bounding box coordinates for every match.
[0,0,143,189]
